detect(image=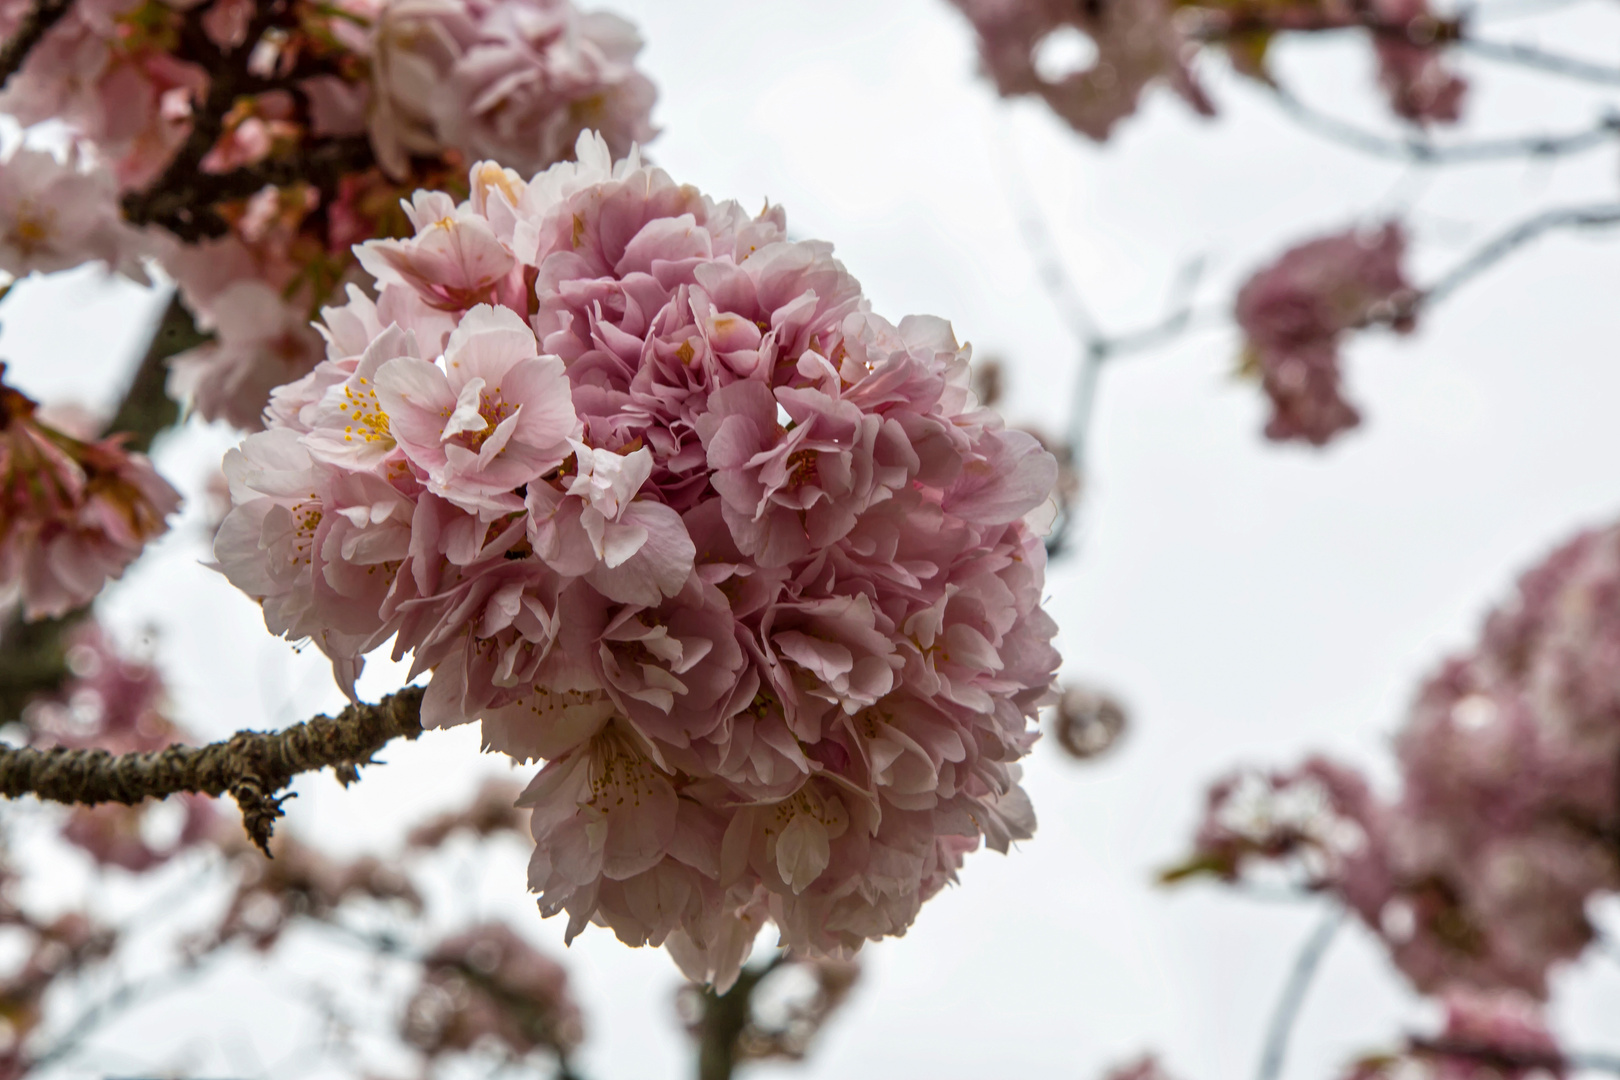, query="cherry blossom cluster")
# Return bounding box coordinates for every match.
[1234,223,1416,446]
[217,132,1062,988]
[1174,521,1620,999]
[0,370,180,620]
[0,0,655,429]
[947,0,1465,141]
